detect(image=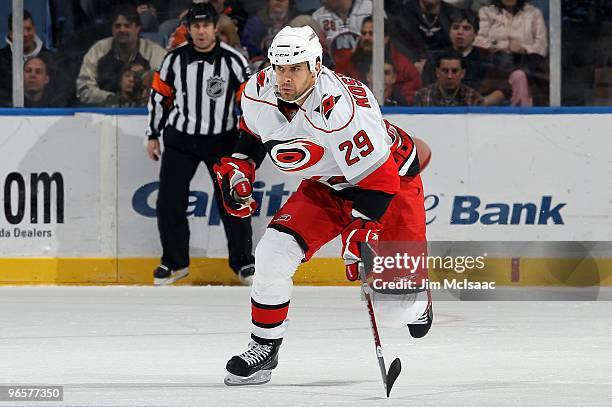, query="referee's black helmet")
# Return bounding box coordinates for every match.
[186,2,219,26]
